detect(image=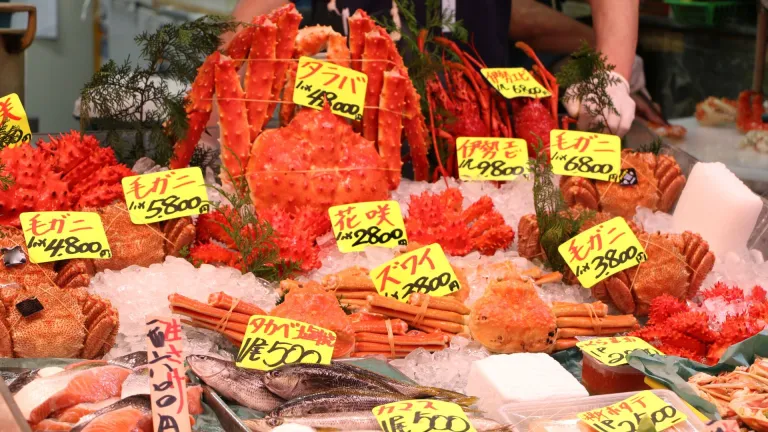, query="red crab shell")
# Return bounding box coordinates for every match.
[513,98,556,156]
[245,105,390,212]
